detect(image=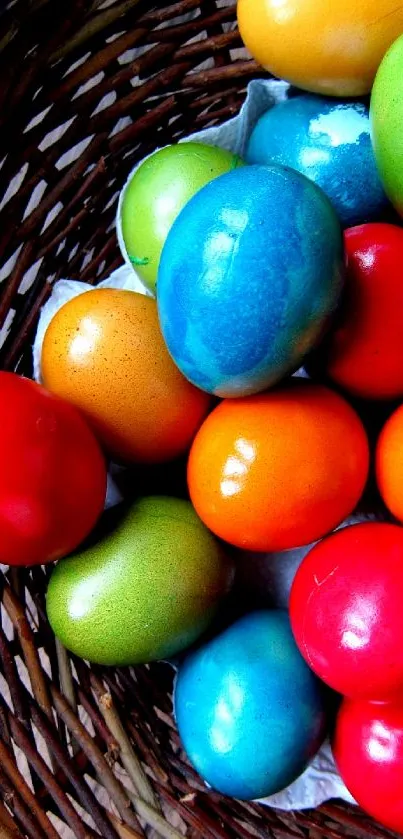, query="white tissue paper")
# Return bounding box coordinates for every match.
[32,77,366,811]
